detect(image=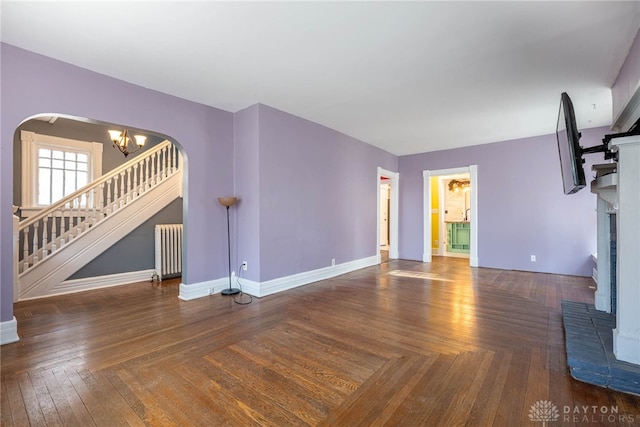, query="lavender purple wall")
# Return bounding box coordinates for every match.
[398,127,609,276]
[612,29,640,126]
[1,44,234,322]
[255,105,397,282]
